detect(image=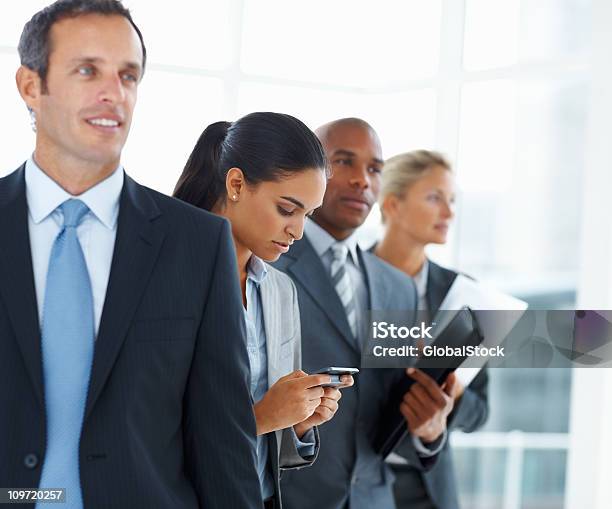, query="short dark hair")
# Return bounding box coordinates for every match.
[18,0,147,91]
[173,112,329,212]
